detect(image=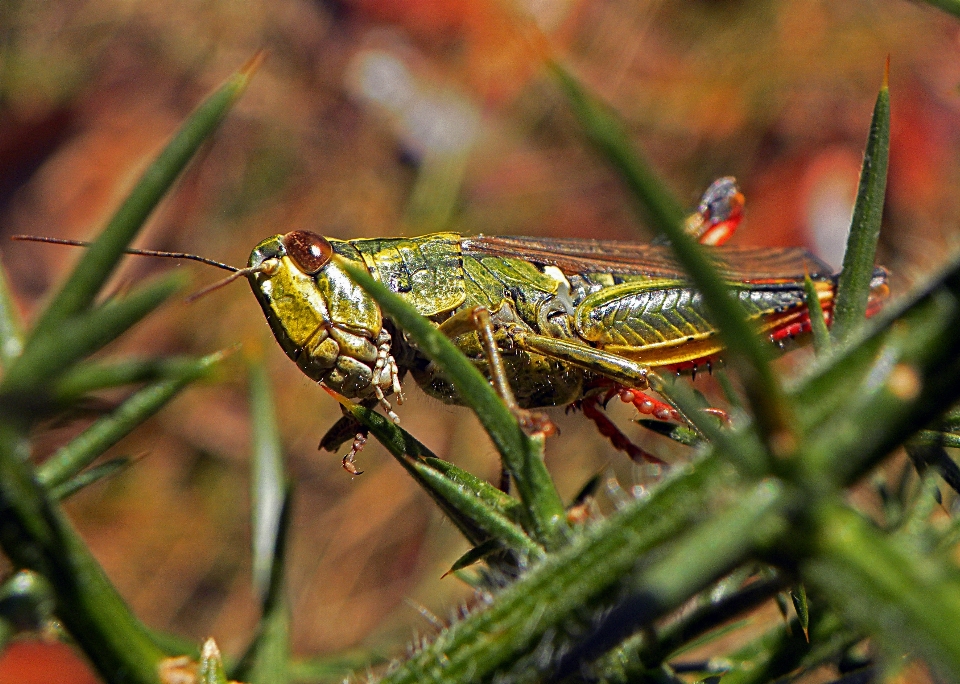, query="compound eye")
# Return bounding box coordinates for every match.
[282,231,333,275]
